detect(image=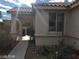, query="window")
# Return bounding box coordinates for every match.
[57,13,64,32]
[49,13,56,31]
[49,13,64,32]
